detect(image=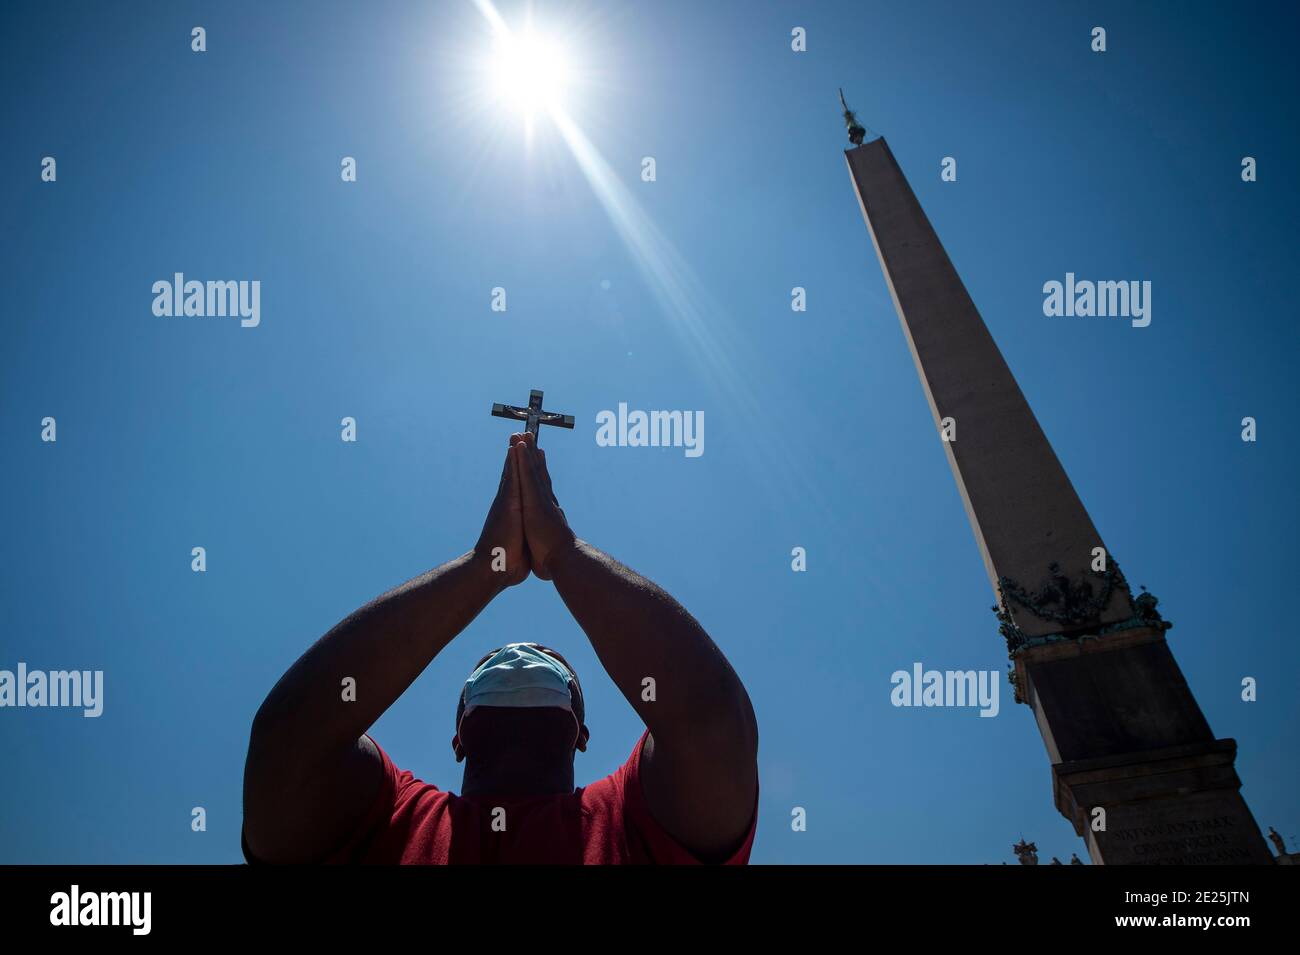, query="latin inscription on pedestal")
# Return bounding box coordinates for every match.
[1092,792,1273,865]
